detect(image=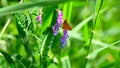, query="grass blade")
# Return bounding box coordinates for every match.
[0,50,15,65]
[88,40,120,59]
[84,0,104,67]
[0,18,11,39]
[61,56,71,68]
[0,0,72,16]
